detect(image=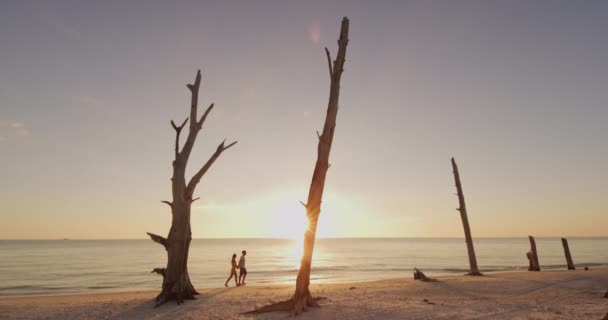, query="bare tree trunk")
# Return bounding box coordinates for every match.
[528,236,541,271]
[451,157,482,276]
[561,238,575,270]
[245,17,350,316]
[147,70,237,307]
